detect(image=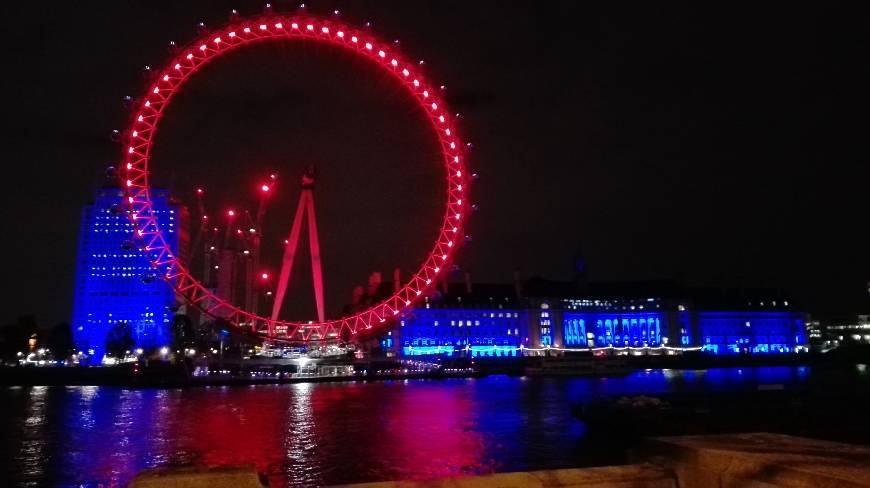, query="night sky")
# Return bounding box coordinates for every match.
[3,1,867,326]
